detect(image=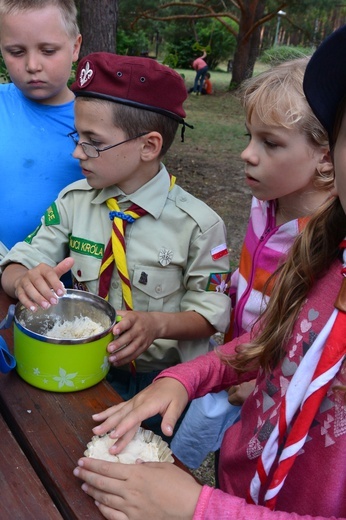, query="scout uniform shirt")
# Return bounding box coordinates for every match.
[1,165,231,372]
